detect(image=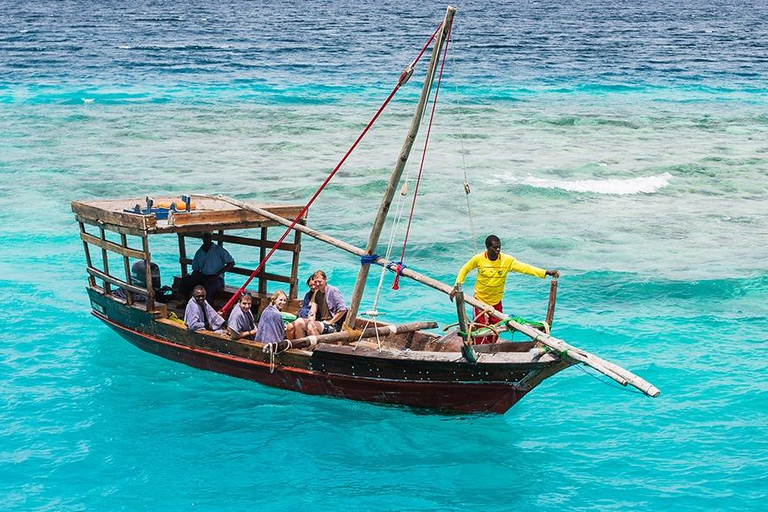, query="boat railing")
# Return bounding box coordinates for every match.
[78,220,157,311]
